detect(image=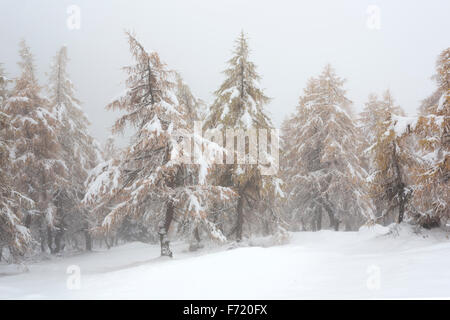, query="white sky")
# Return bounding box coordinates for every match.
[0,0,449,144]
